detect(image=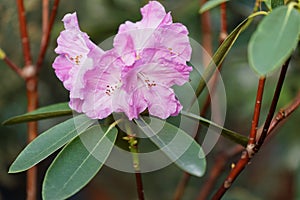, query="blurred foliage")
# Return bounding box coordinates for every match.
[0,0,299,199]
